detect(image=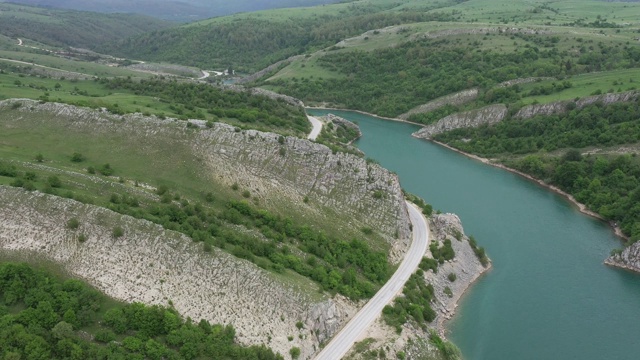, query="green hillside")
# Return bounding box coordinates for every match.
[0,262,282,359]
[0,2,172,49]
[102,0,464,72]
